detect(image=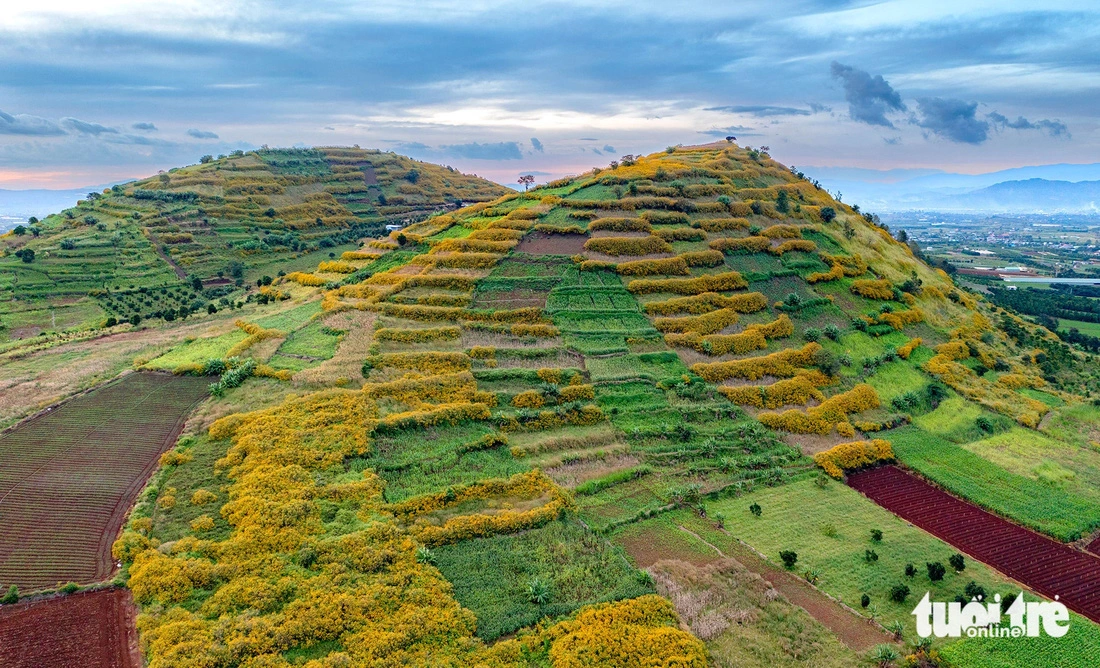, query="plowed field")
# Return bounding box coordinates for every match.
[0,372,207,591]
[849,465,1100,623]
[0,588,140,668]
